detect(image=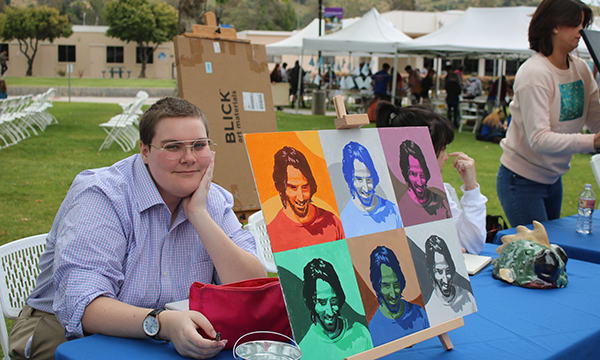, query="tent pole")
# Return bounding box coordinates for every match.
[391,48,399,105]
[435,57,442,99]
[296,49,303,115]
[495,56,503,109]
